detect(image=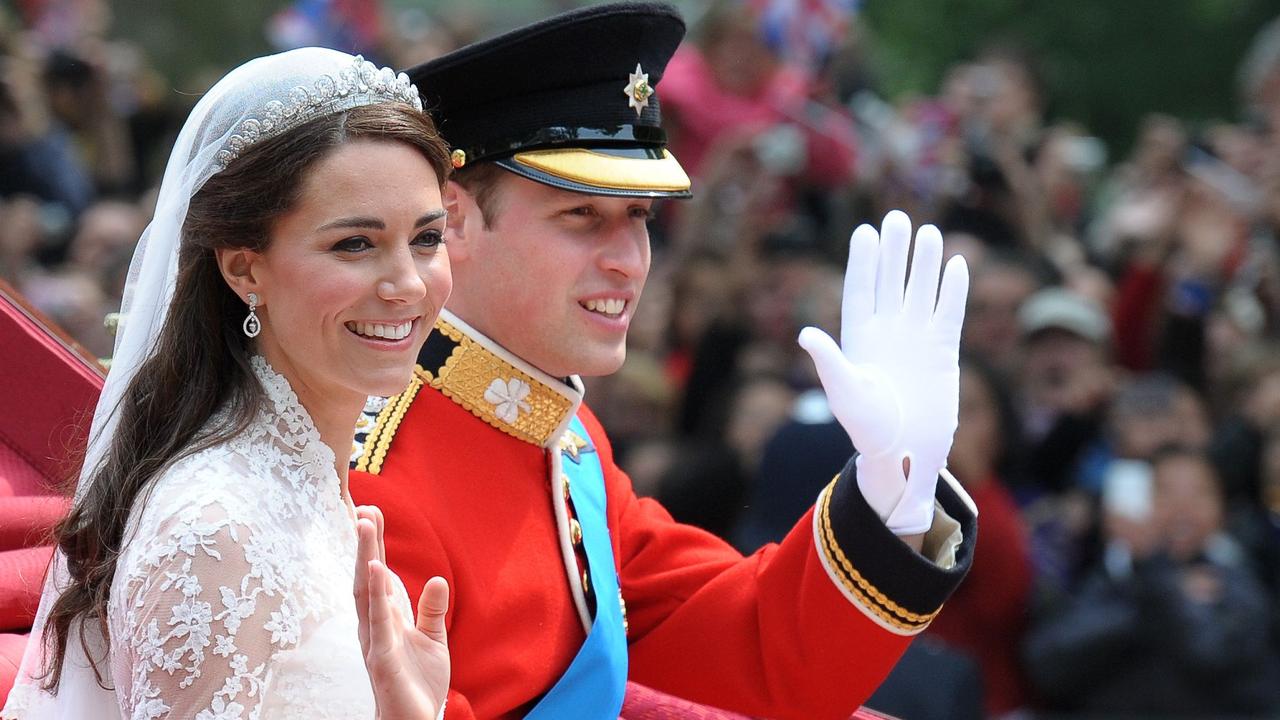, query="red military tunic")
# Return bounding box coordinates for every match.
[349,311,976,720]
